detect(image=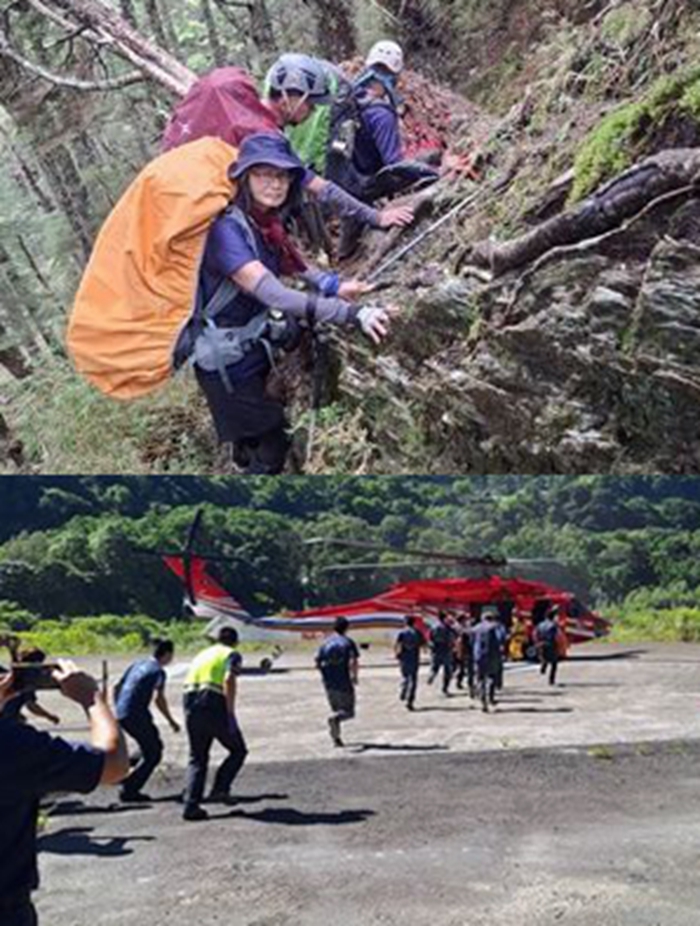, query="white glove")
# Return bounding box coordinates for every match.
[357,306,392,345]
